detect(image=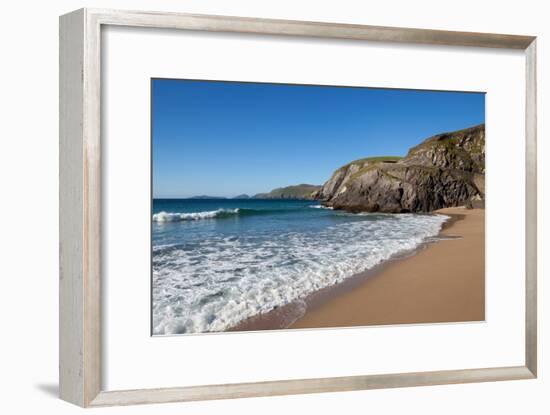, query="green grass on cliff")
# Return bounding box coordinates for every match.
[347,162,444,183]
[336,156,402,172]
[407,123,485,155]
[340,156,401,180]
